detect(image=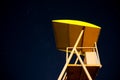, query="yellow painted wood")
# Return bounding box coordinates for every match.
[52,22,69,49]
[69,25,83,47]
[82,27,101,51]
